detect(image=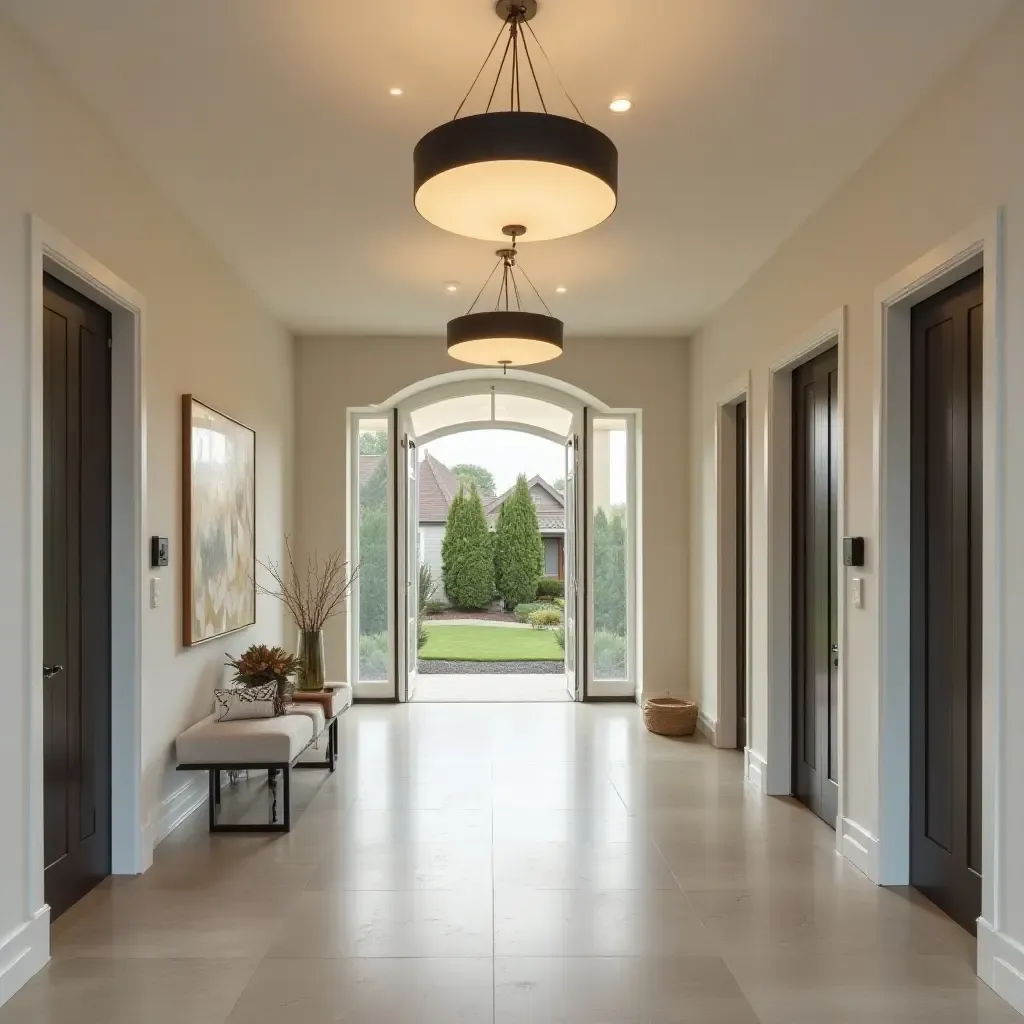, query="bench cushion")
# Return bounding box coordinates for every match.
[284,702,326,738]
[176,712,314,765]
